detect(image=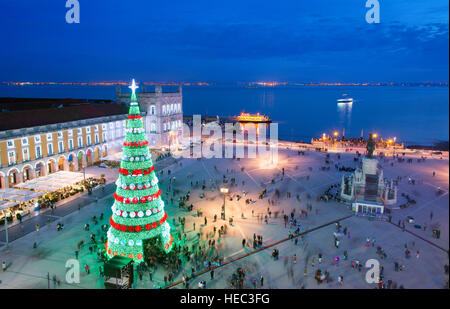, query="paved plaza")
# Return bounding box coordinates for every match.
[0,147,448,289]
